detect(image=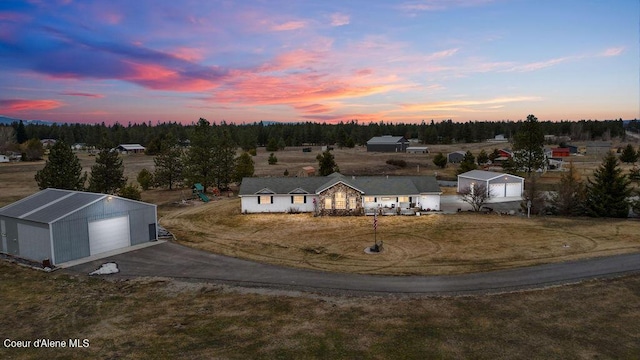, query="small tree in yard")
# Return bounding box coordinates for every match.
[619,144,638,164]
[89,148,127,194]
[521,175,546,216]
[233,152,254,184]
[459,182,491,212]
[118,183,142,201]
[457,151,477,174]
[433,152,447,169]
[585,152,631,218]
[317,150,339,175]
[549,161,585,216]
[477,149,489,165]
[35,140,86,190]
[268,153,278,165]
[137,168,153,190]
